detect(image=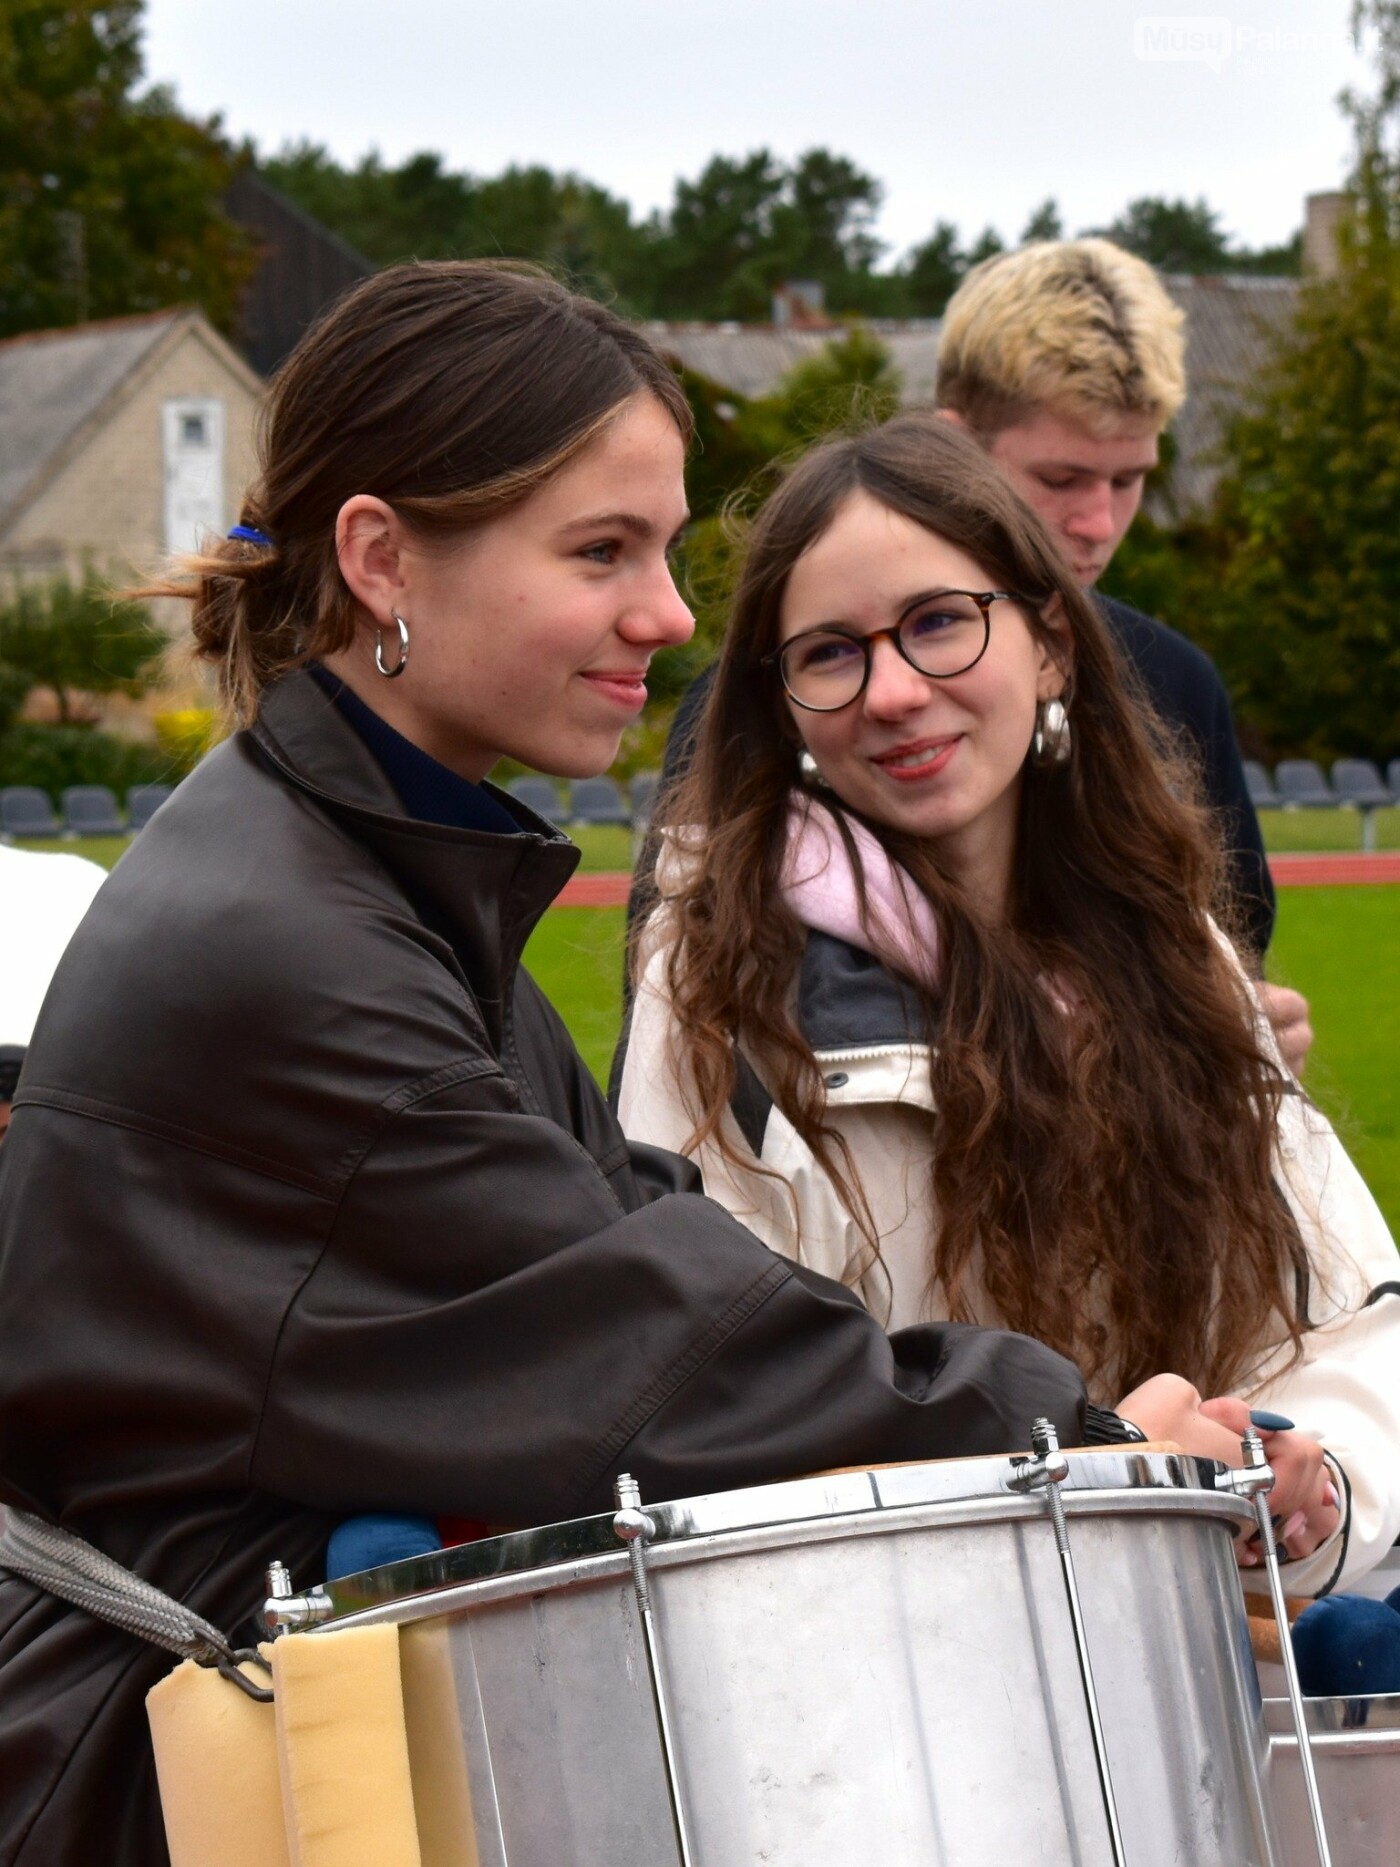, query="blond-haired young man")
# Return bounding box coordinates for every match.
[937,236,1309,1070]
